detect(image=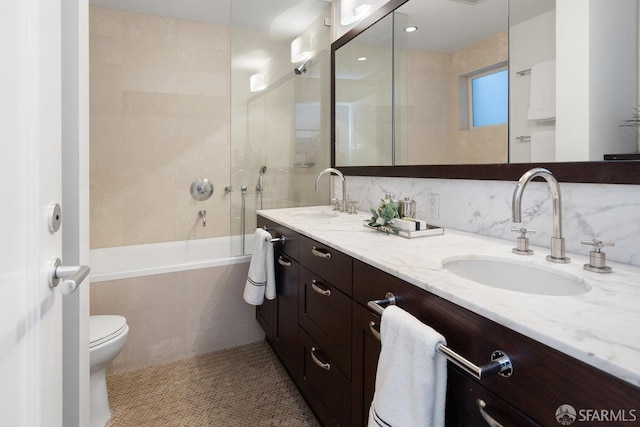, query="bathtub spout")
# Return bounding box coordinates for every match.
[199,210,207,227]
